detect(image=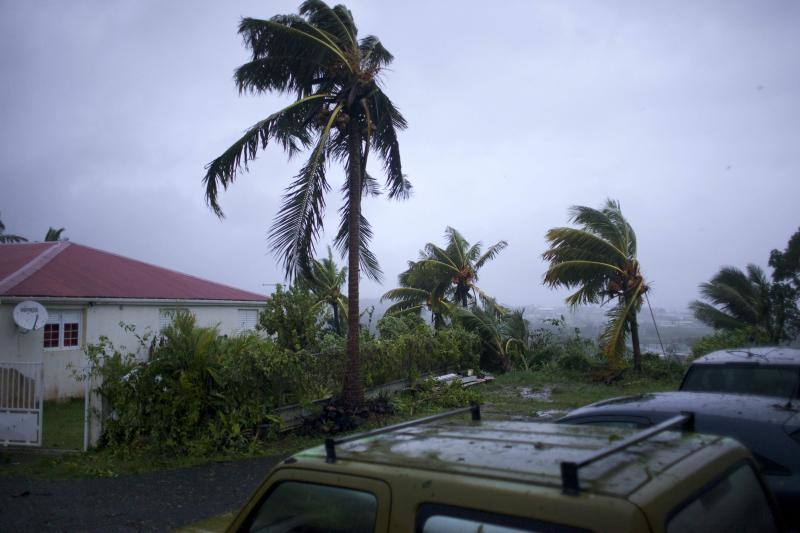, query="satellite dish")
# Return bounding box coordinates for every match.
[13,301,48,333]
